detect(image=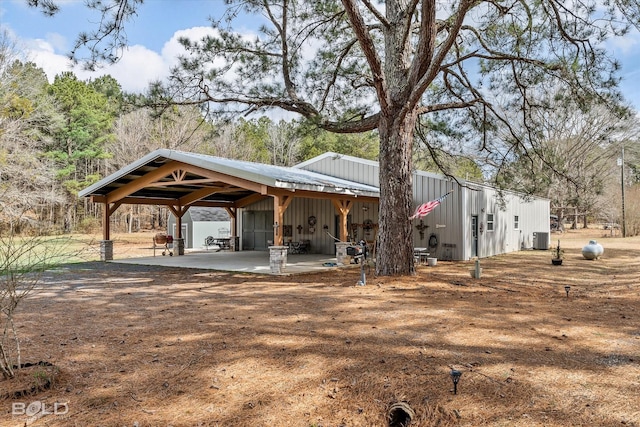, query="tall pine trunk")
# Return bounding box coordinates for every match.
[375,109,417,276]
